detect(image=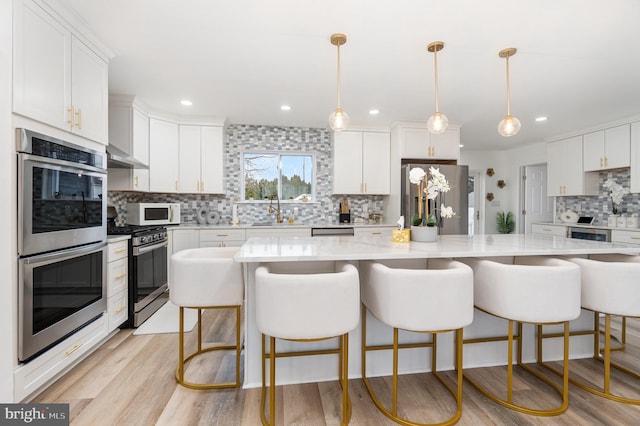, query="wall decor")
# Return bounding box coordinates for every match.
[497,180,506,188]
[486,192,495,201]
[486,168,495,177]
